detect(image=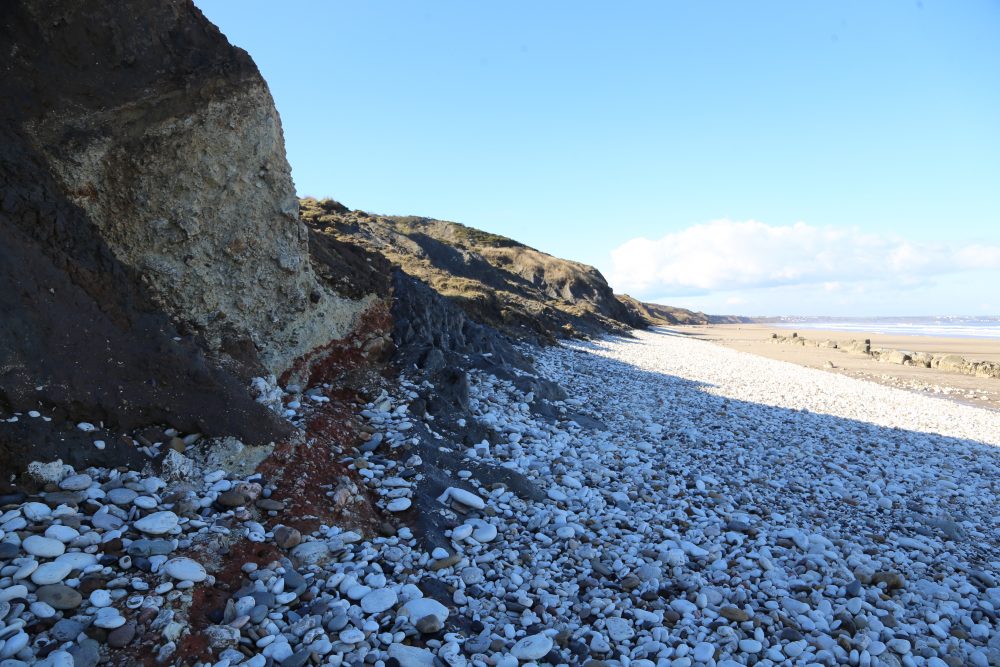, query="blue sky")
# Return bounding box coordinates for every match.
[197,1,1000,316]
